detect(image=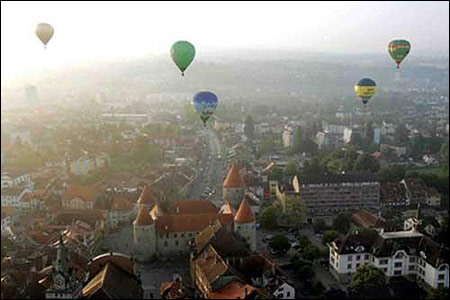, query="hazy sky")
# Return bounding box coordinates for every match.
[1,1,449,86]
